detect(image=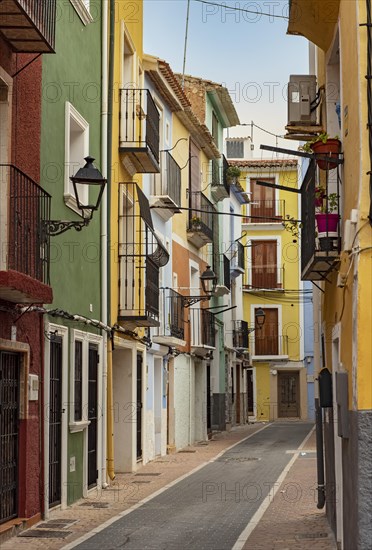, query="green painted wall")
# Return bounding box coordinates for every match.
[40,1,103,505]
